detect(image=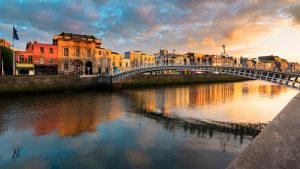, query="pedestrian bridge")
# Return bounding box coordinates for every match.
[99,65,300,90]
